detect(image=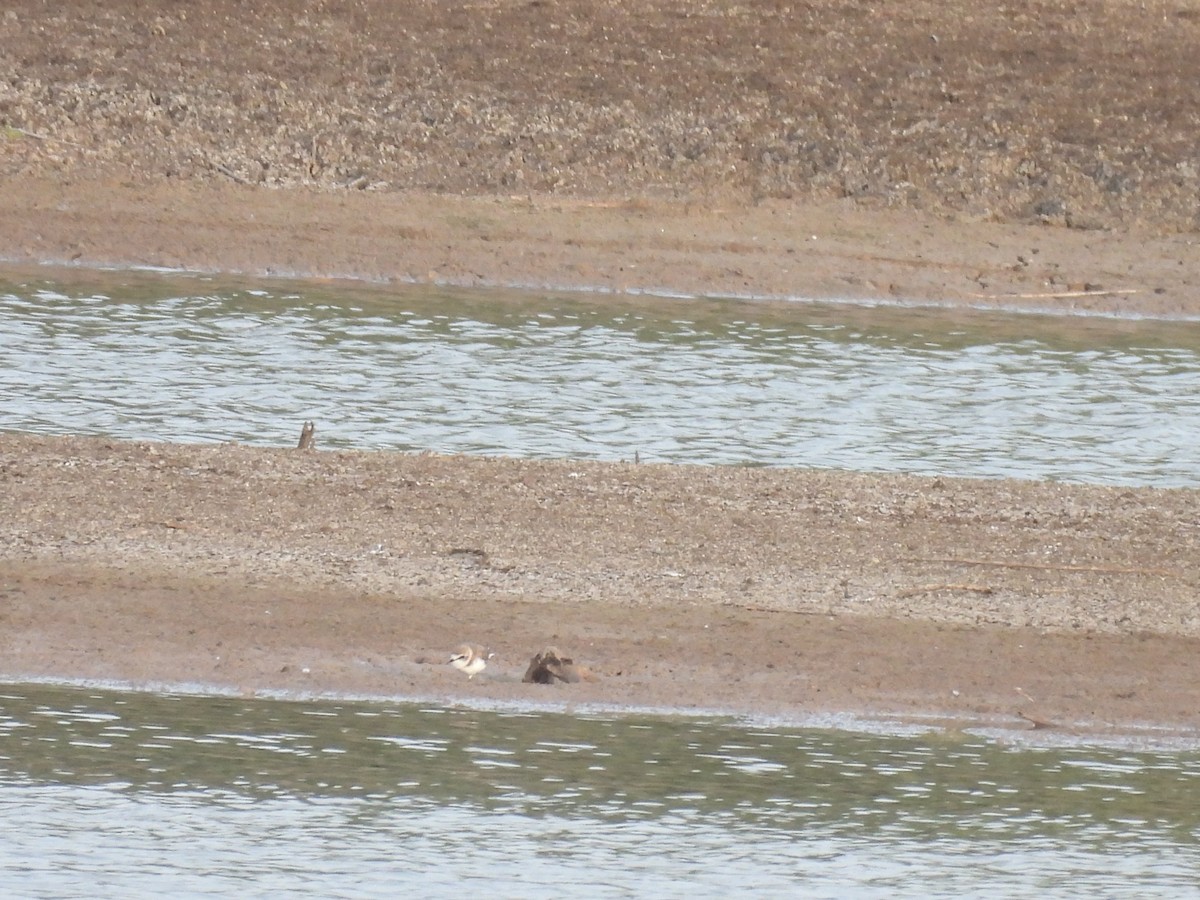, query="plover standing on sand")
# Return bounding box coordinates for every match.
[449,644,493,679]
